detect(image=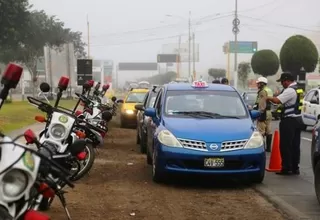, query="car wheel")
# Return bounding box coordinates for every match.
[136,130,140,145]
[140,134,147,154]
[146,145,152,165]
[152,148,165,183]
[314,161,320,205]
[251,170,265,184]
